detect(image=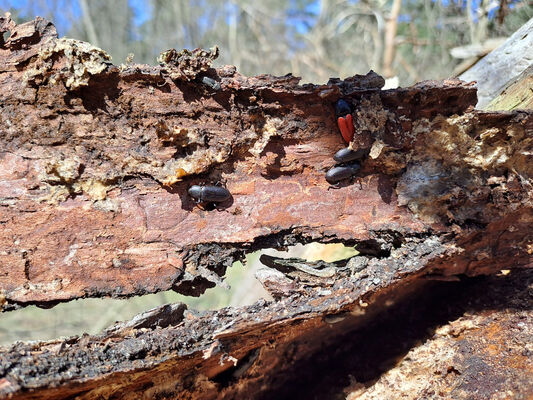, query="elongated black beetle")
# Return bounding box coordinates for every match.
[188,185,231,203]
[325,163,361,184]
[333,147,367,163]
